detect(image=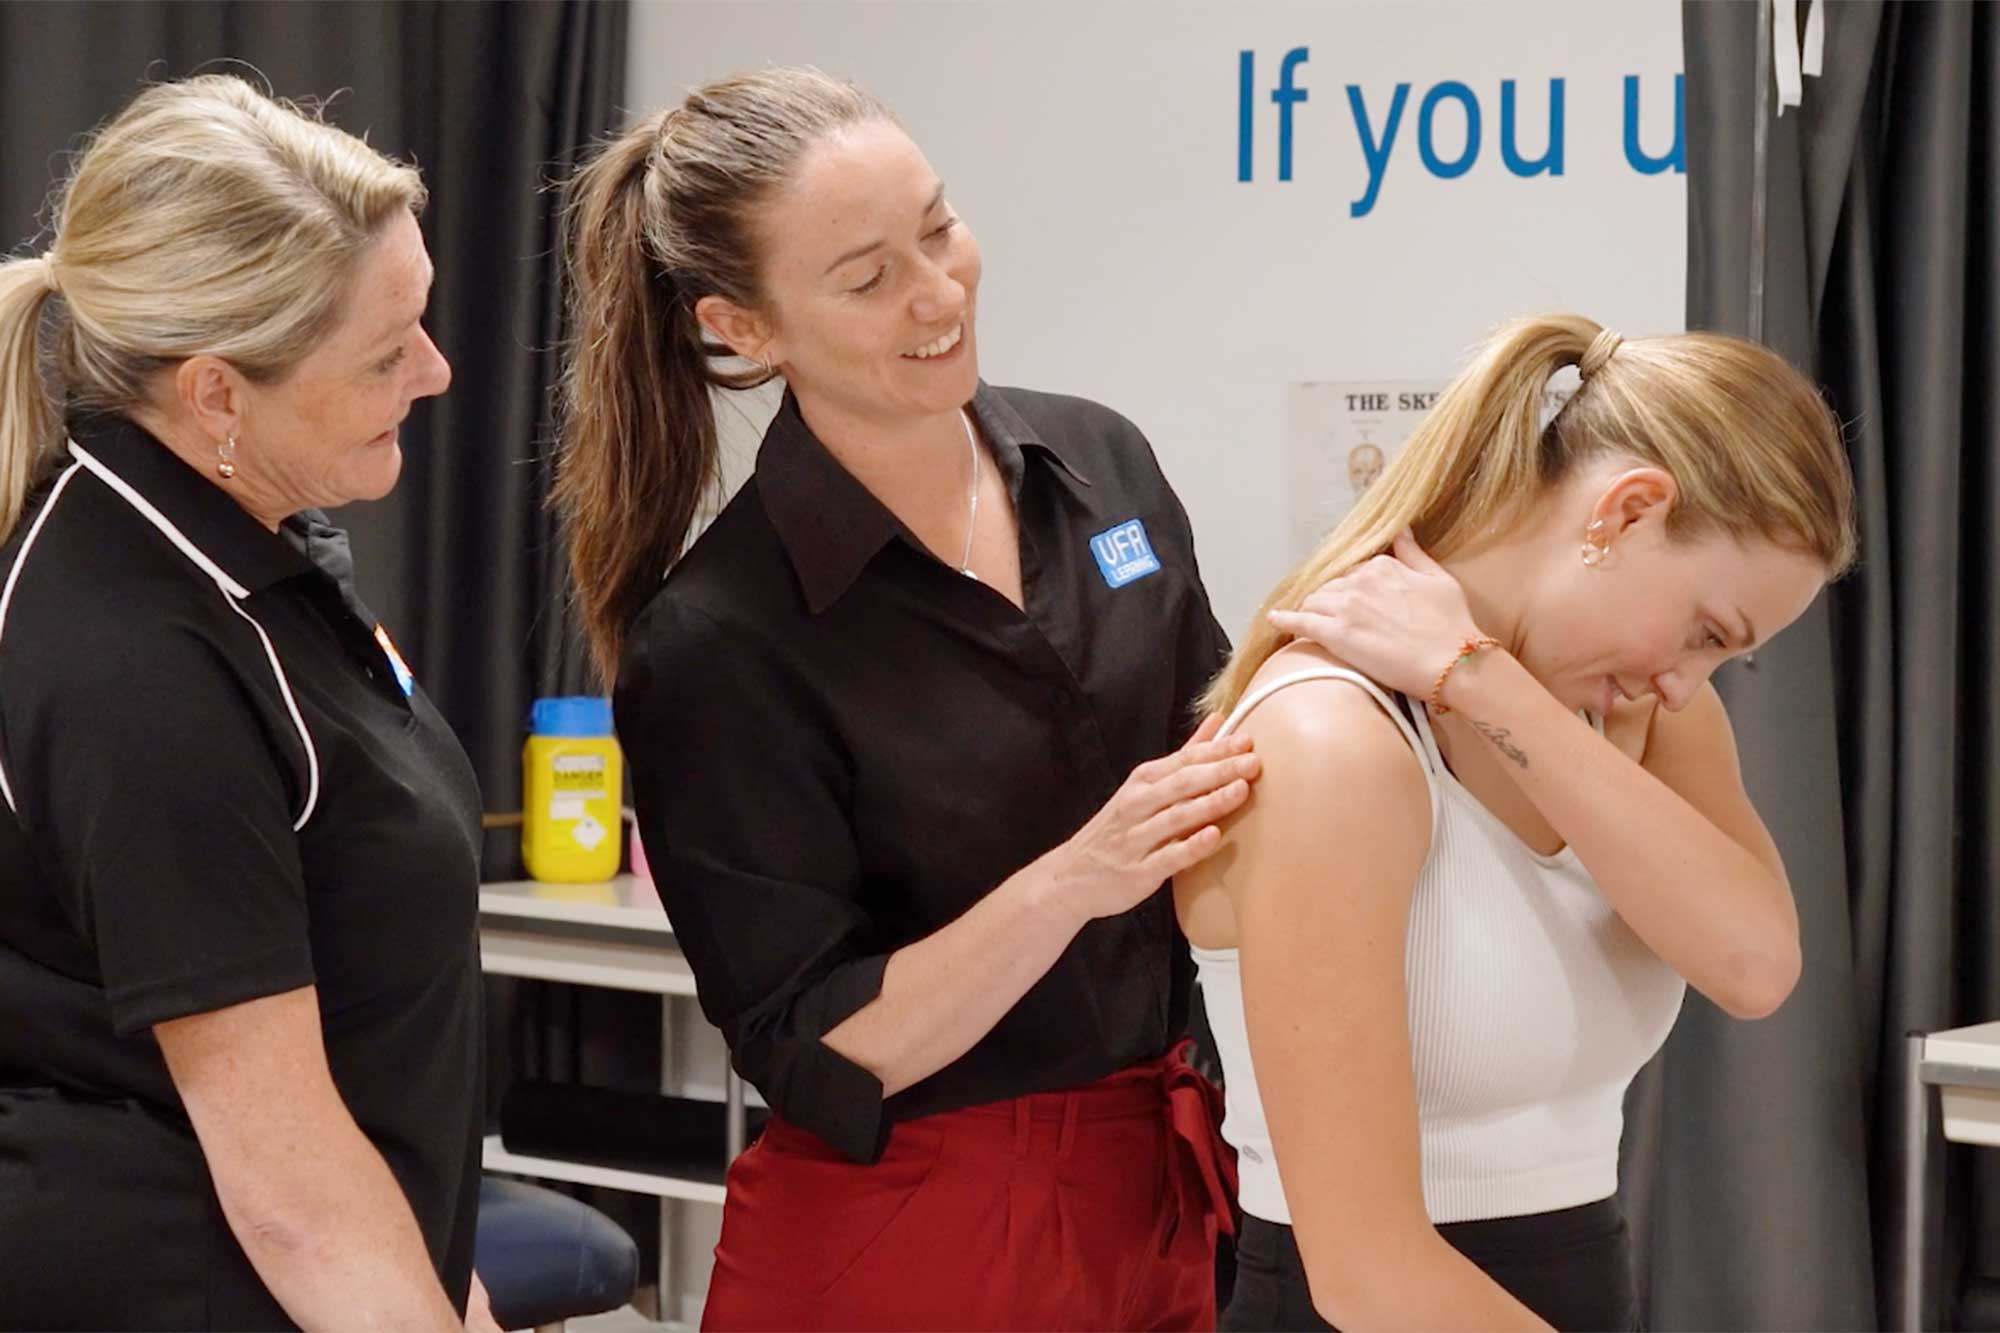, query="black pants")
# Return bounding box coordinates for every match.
[1220,1196,1641,1332]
